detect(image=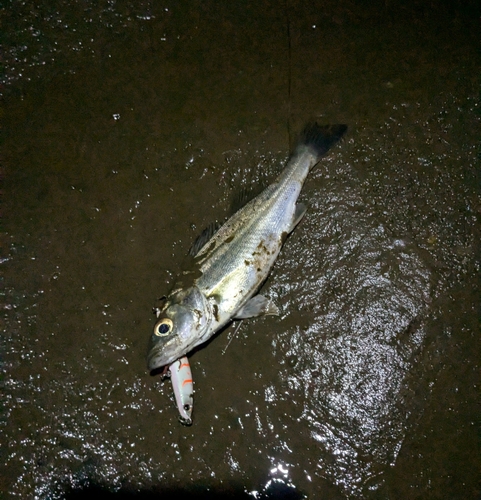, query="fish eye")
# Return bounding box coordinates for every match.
[154,318,173,336]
